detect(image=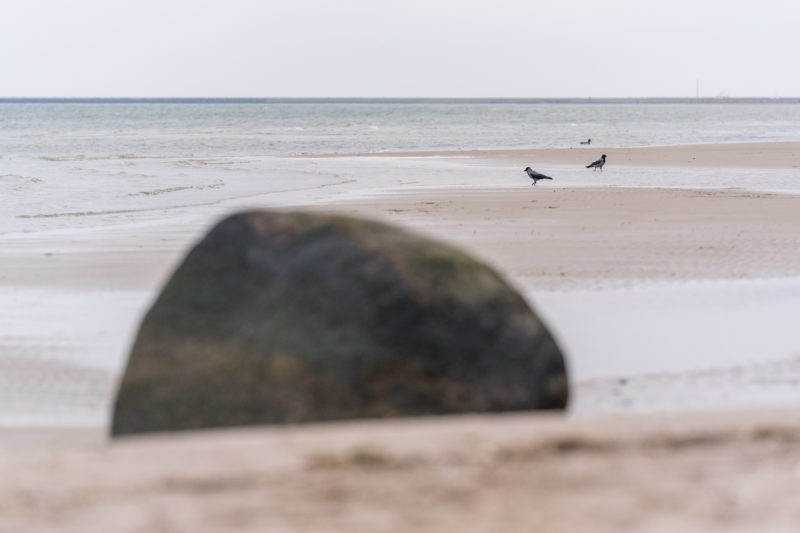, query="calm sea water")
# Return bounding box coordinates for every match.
[2,102,800,158]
